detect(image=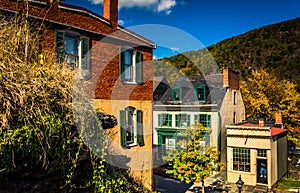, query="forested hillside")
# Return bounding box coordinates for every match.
[154,17,300,145]
[155,17,300,89]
